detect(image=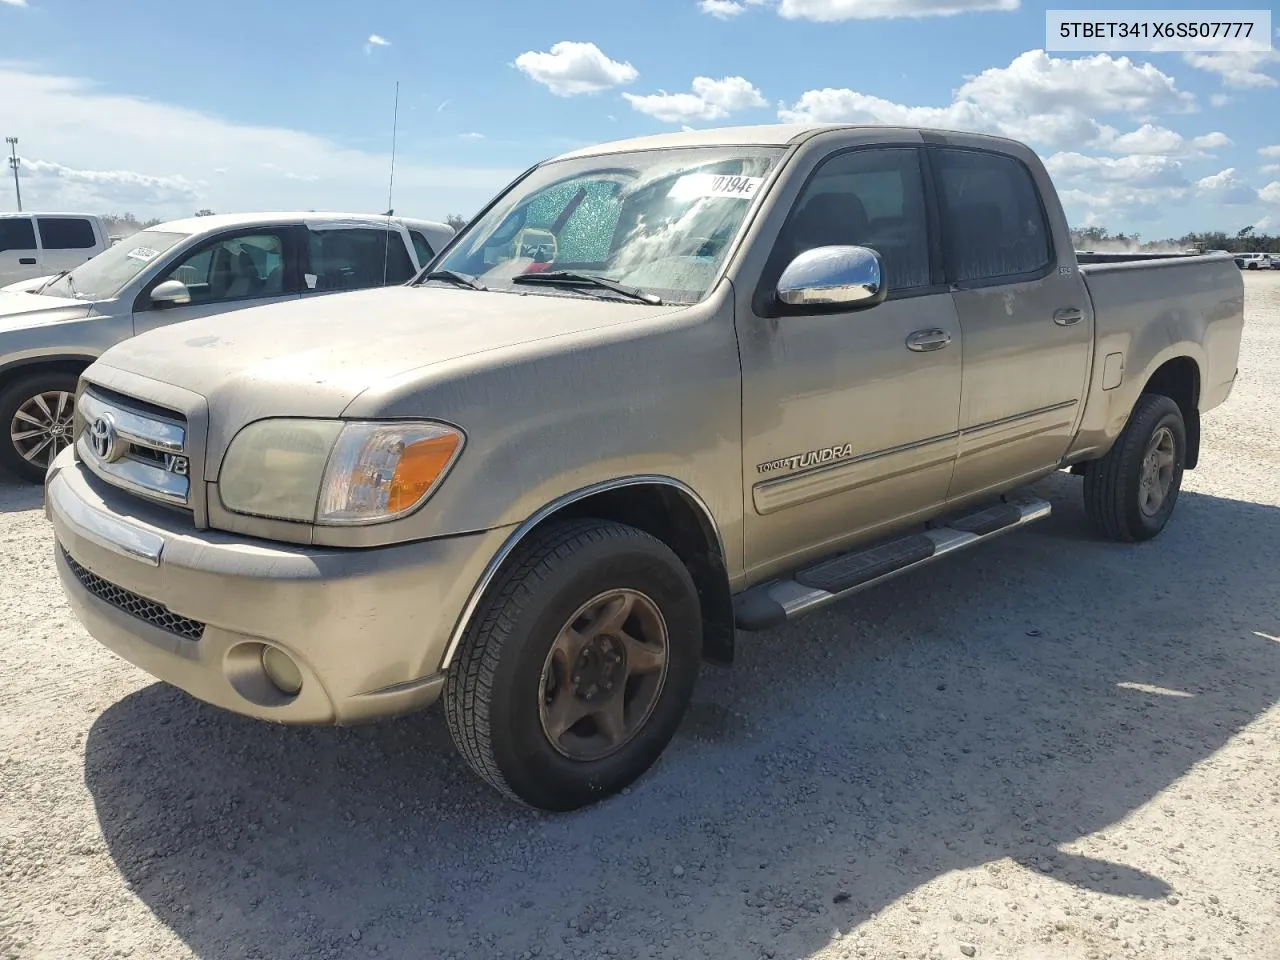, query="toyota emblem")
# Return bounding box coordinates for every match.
[89,413,122,462]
